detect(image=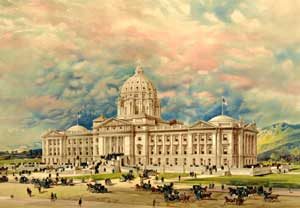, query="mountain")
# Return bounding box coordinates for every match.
[258,122,300,160]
